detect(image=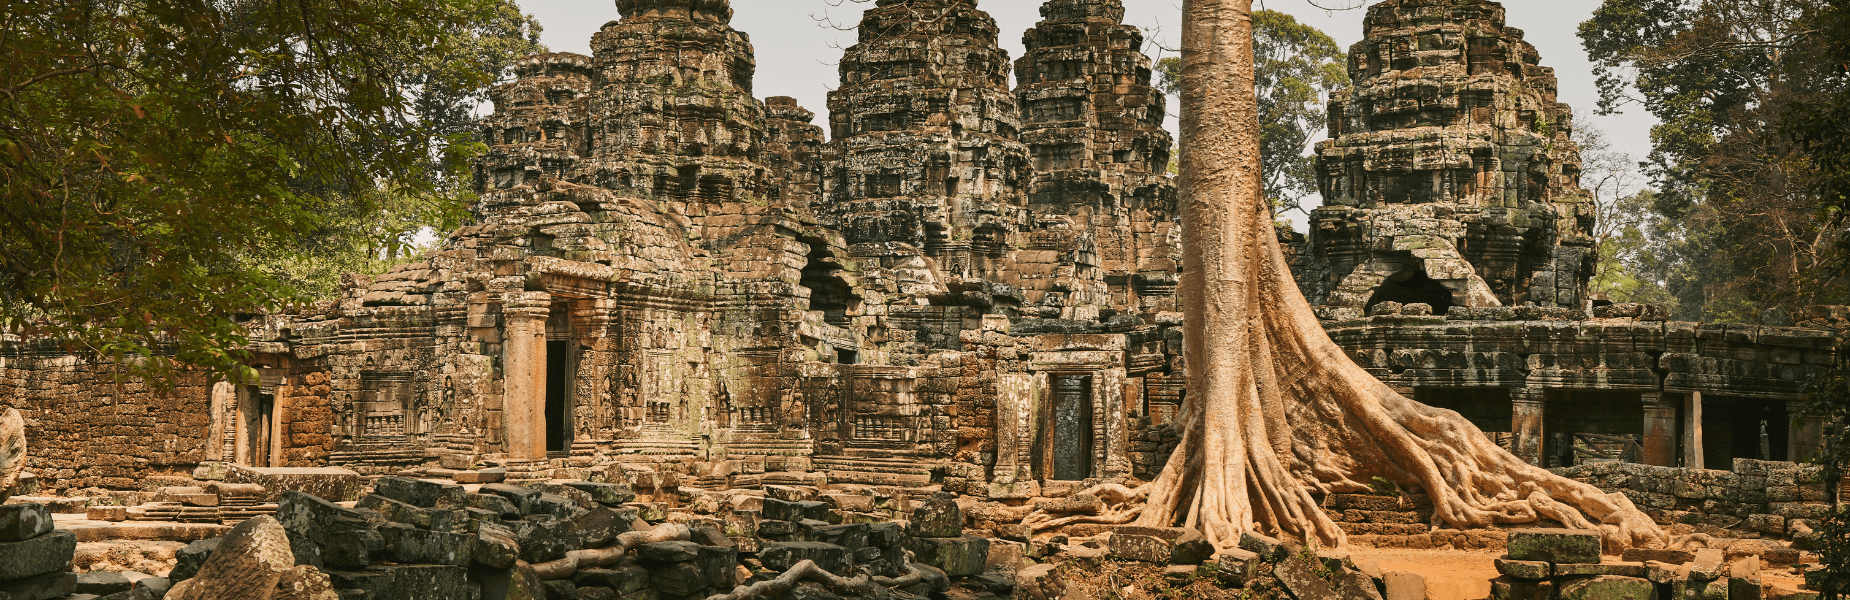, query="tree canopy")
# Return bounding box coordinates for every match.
[0,0,542,383]
[1581,0,1850,321]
